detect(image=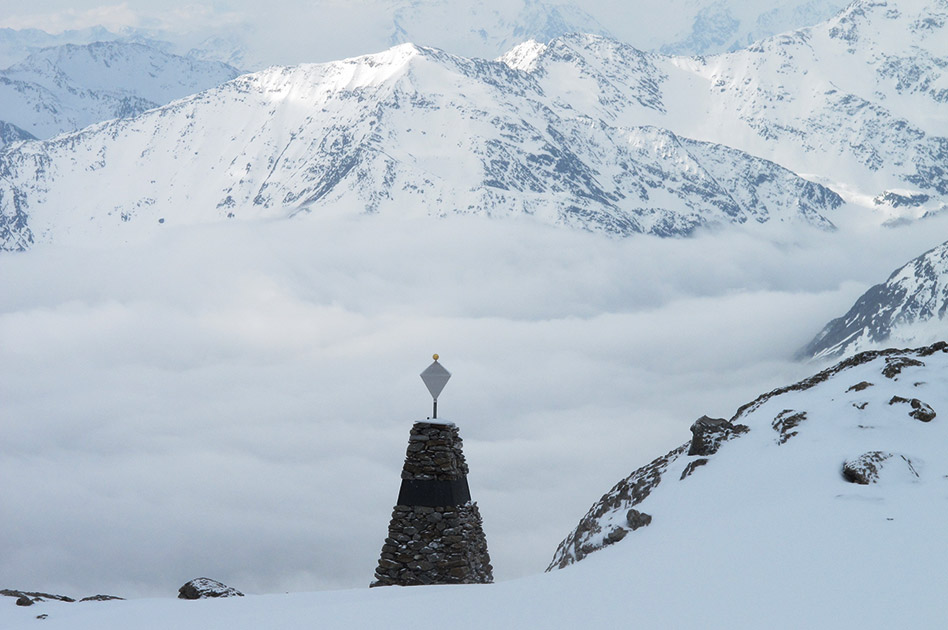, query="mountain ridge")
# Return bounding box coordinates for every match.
[0,39,843,251]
